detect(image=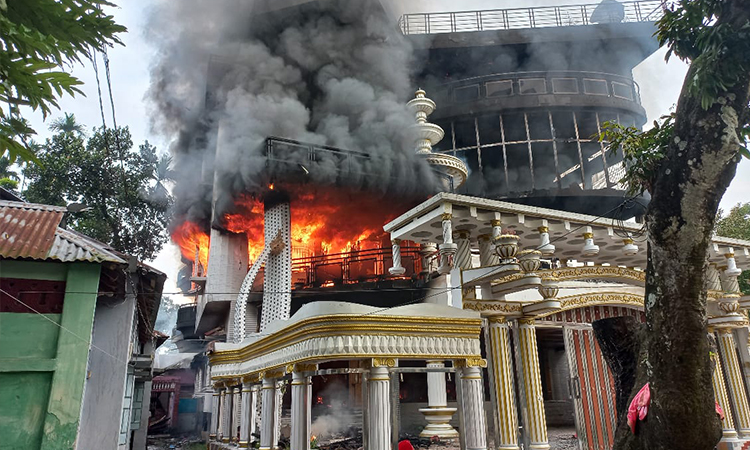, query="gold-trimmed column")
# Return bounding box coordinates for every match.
[291,364,316,450]
[458,359,488,450]
[221,386,233,443]
[369,359,394,450]
[210,389,221,440]
[717,328,750,435]
[239,380,257,448]
[711,345,738,439]
[487,317,520,450]
[232,386,241,442]
[517,319,550,450]
[260,376,277,450]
